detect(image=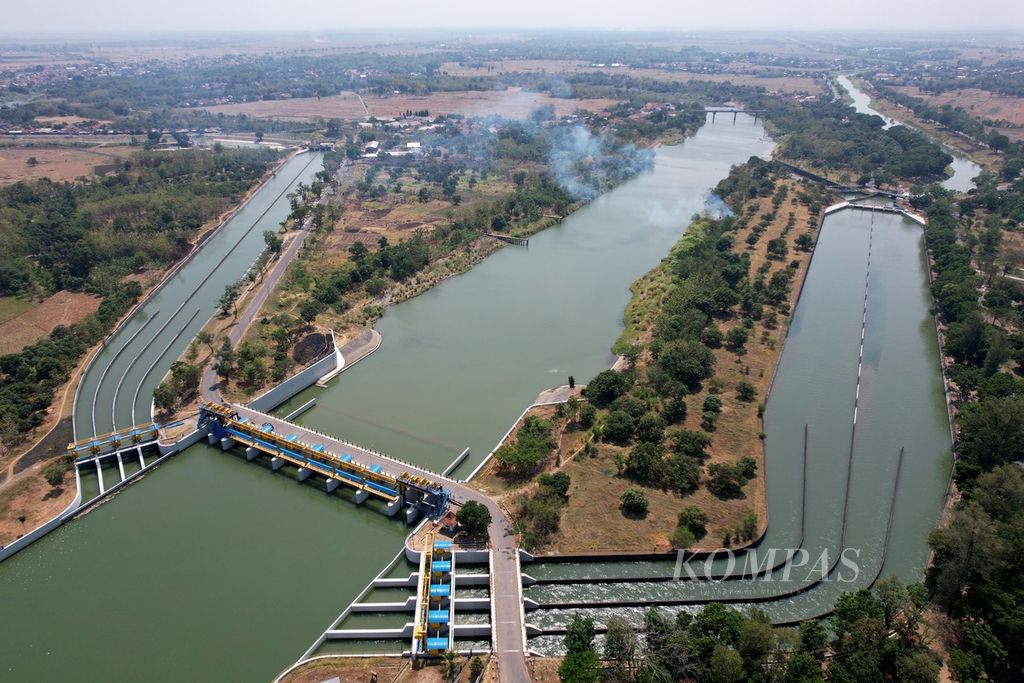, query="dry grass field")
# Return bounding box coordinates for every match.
[197,87,619,121]
[894,86,1024,126]
[0,144,133,184]
[0,292,101,355]
[439,60,824,95]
